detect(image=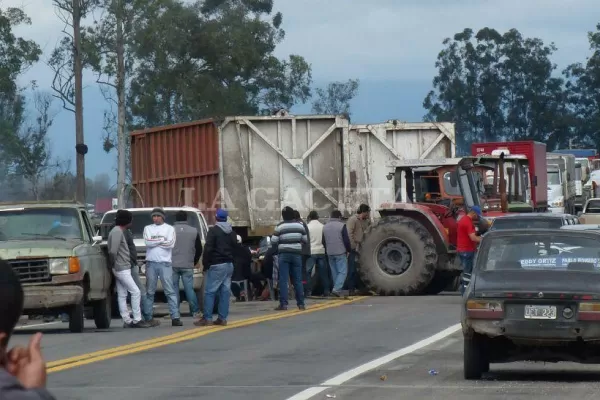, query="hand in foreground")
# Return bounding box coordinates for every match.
[6,332,47,389]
